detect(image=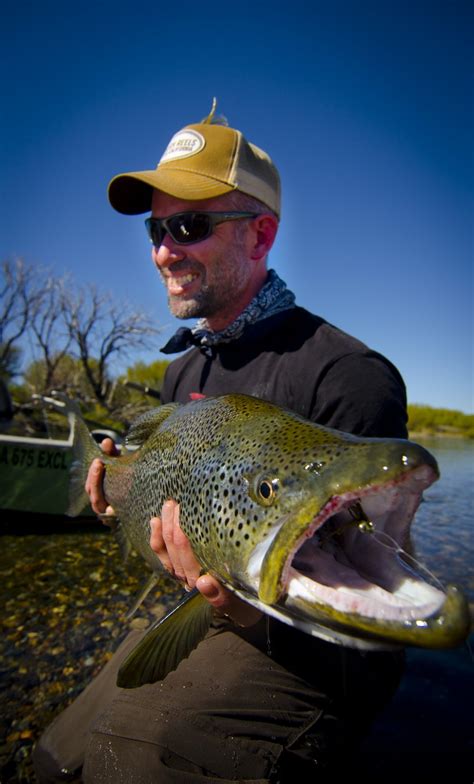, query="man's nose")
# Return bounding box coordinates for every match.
[152,234,186,268]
